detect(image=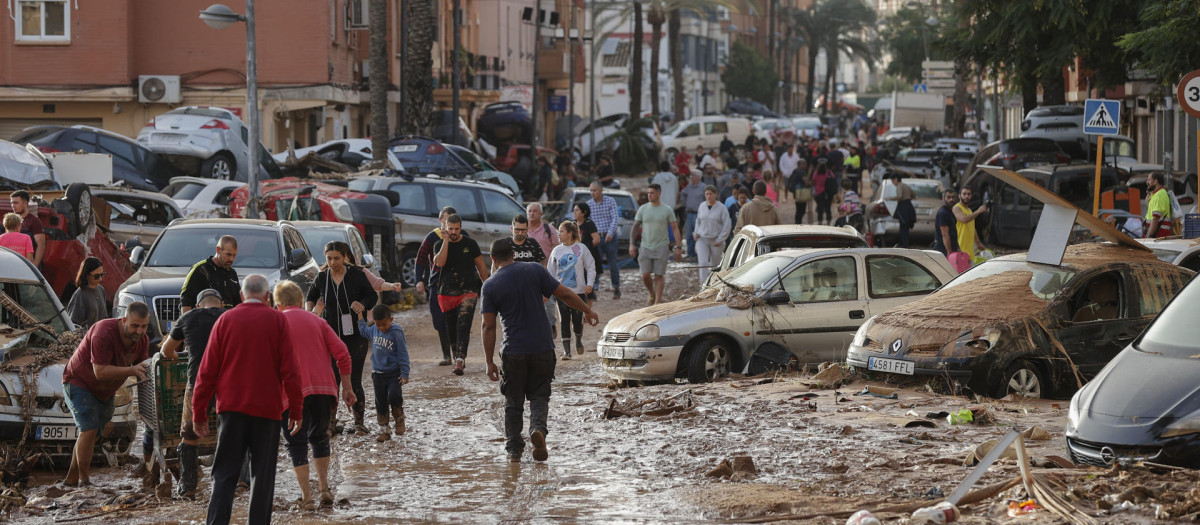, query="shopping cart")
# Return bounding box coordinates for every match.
[137,352,217,496]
